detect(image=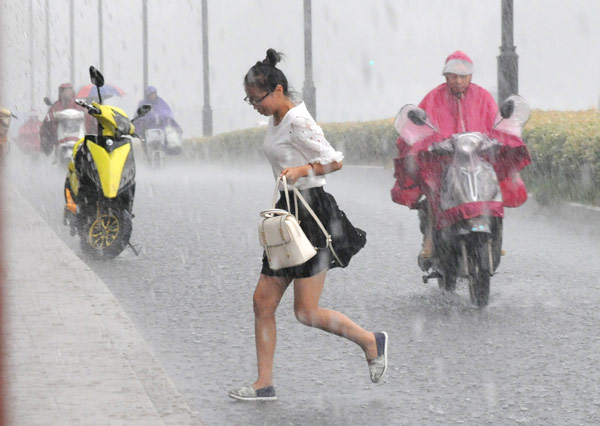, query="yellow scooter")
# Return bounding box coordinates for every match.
[64,66,150,259]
